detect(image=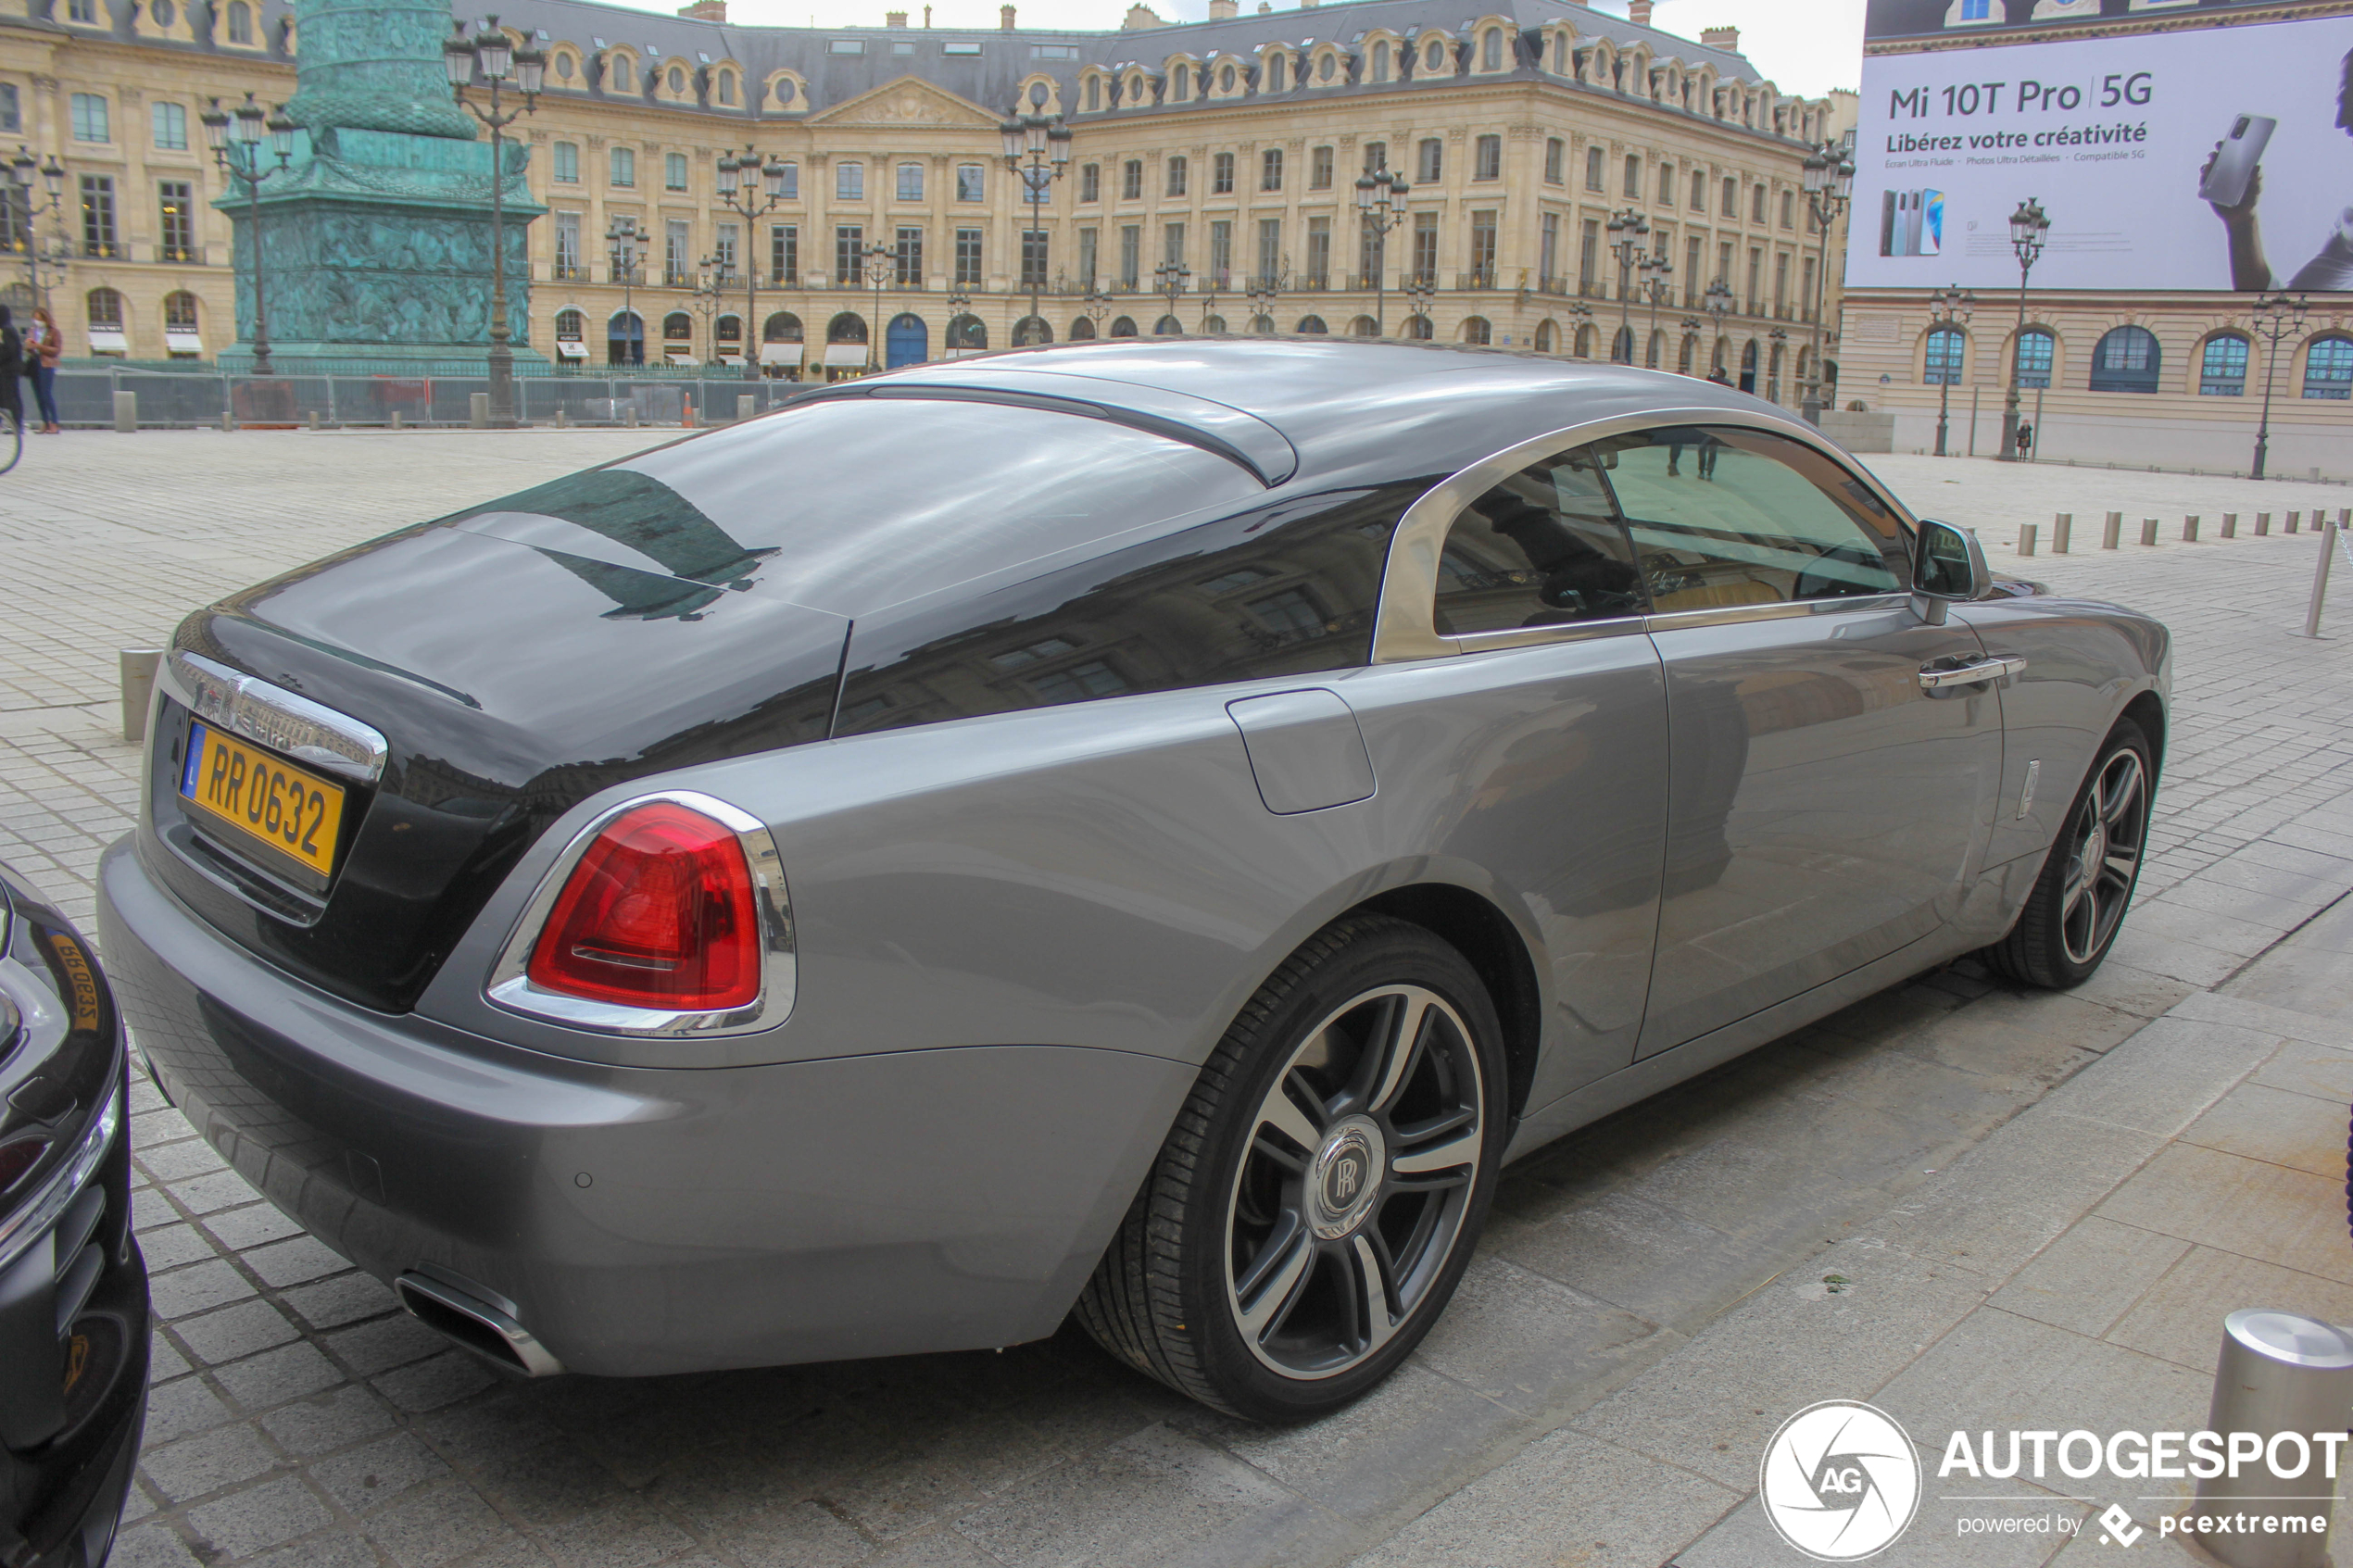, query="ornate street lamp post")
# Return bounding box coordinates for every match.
[1926,283,1974,458]
[1704,277,1733,377]
[681,253,727,363]
[1641,253,1674,367]
[1998,195,2050,463]
[1246,267,1280,333]
[1564,297,1592,358]
[1082,282,1112,338]
[714,147,788,380]
[606,215,645,366]
[1403,272,1435,338]
[1154,257,1189,333]
[1768,325,1789,404]
[861,240,892,370]
[6,150,67,311]
[1353,168,1409,335]
[445,18,541,426]
[1800,140,1856,424]
[2249,290,2309,482]
[1606,207,1649,364]
[200,94,295,374]
[1000,109,1071,345]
